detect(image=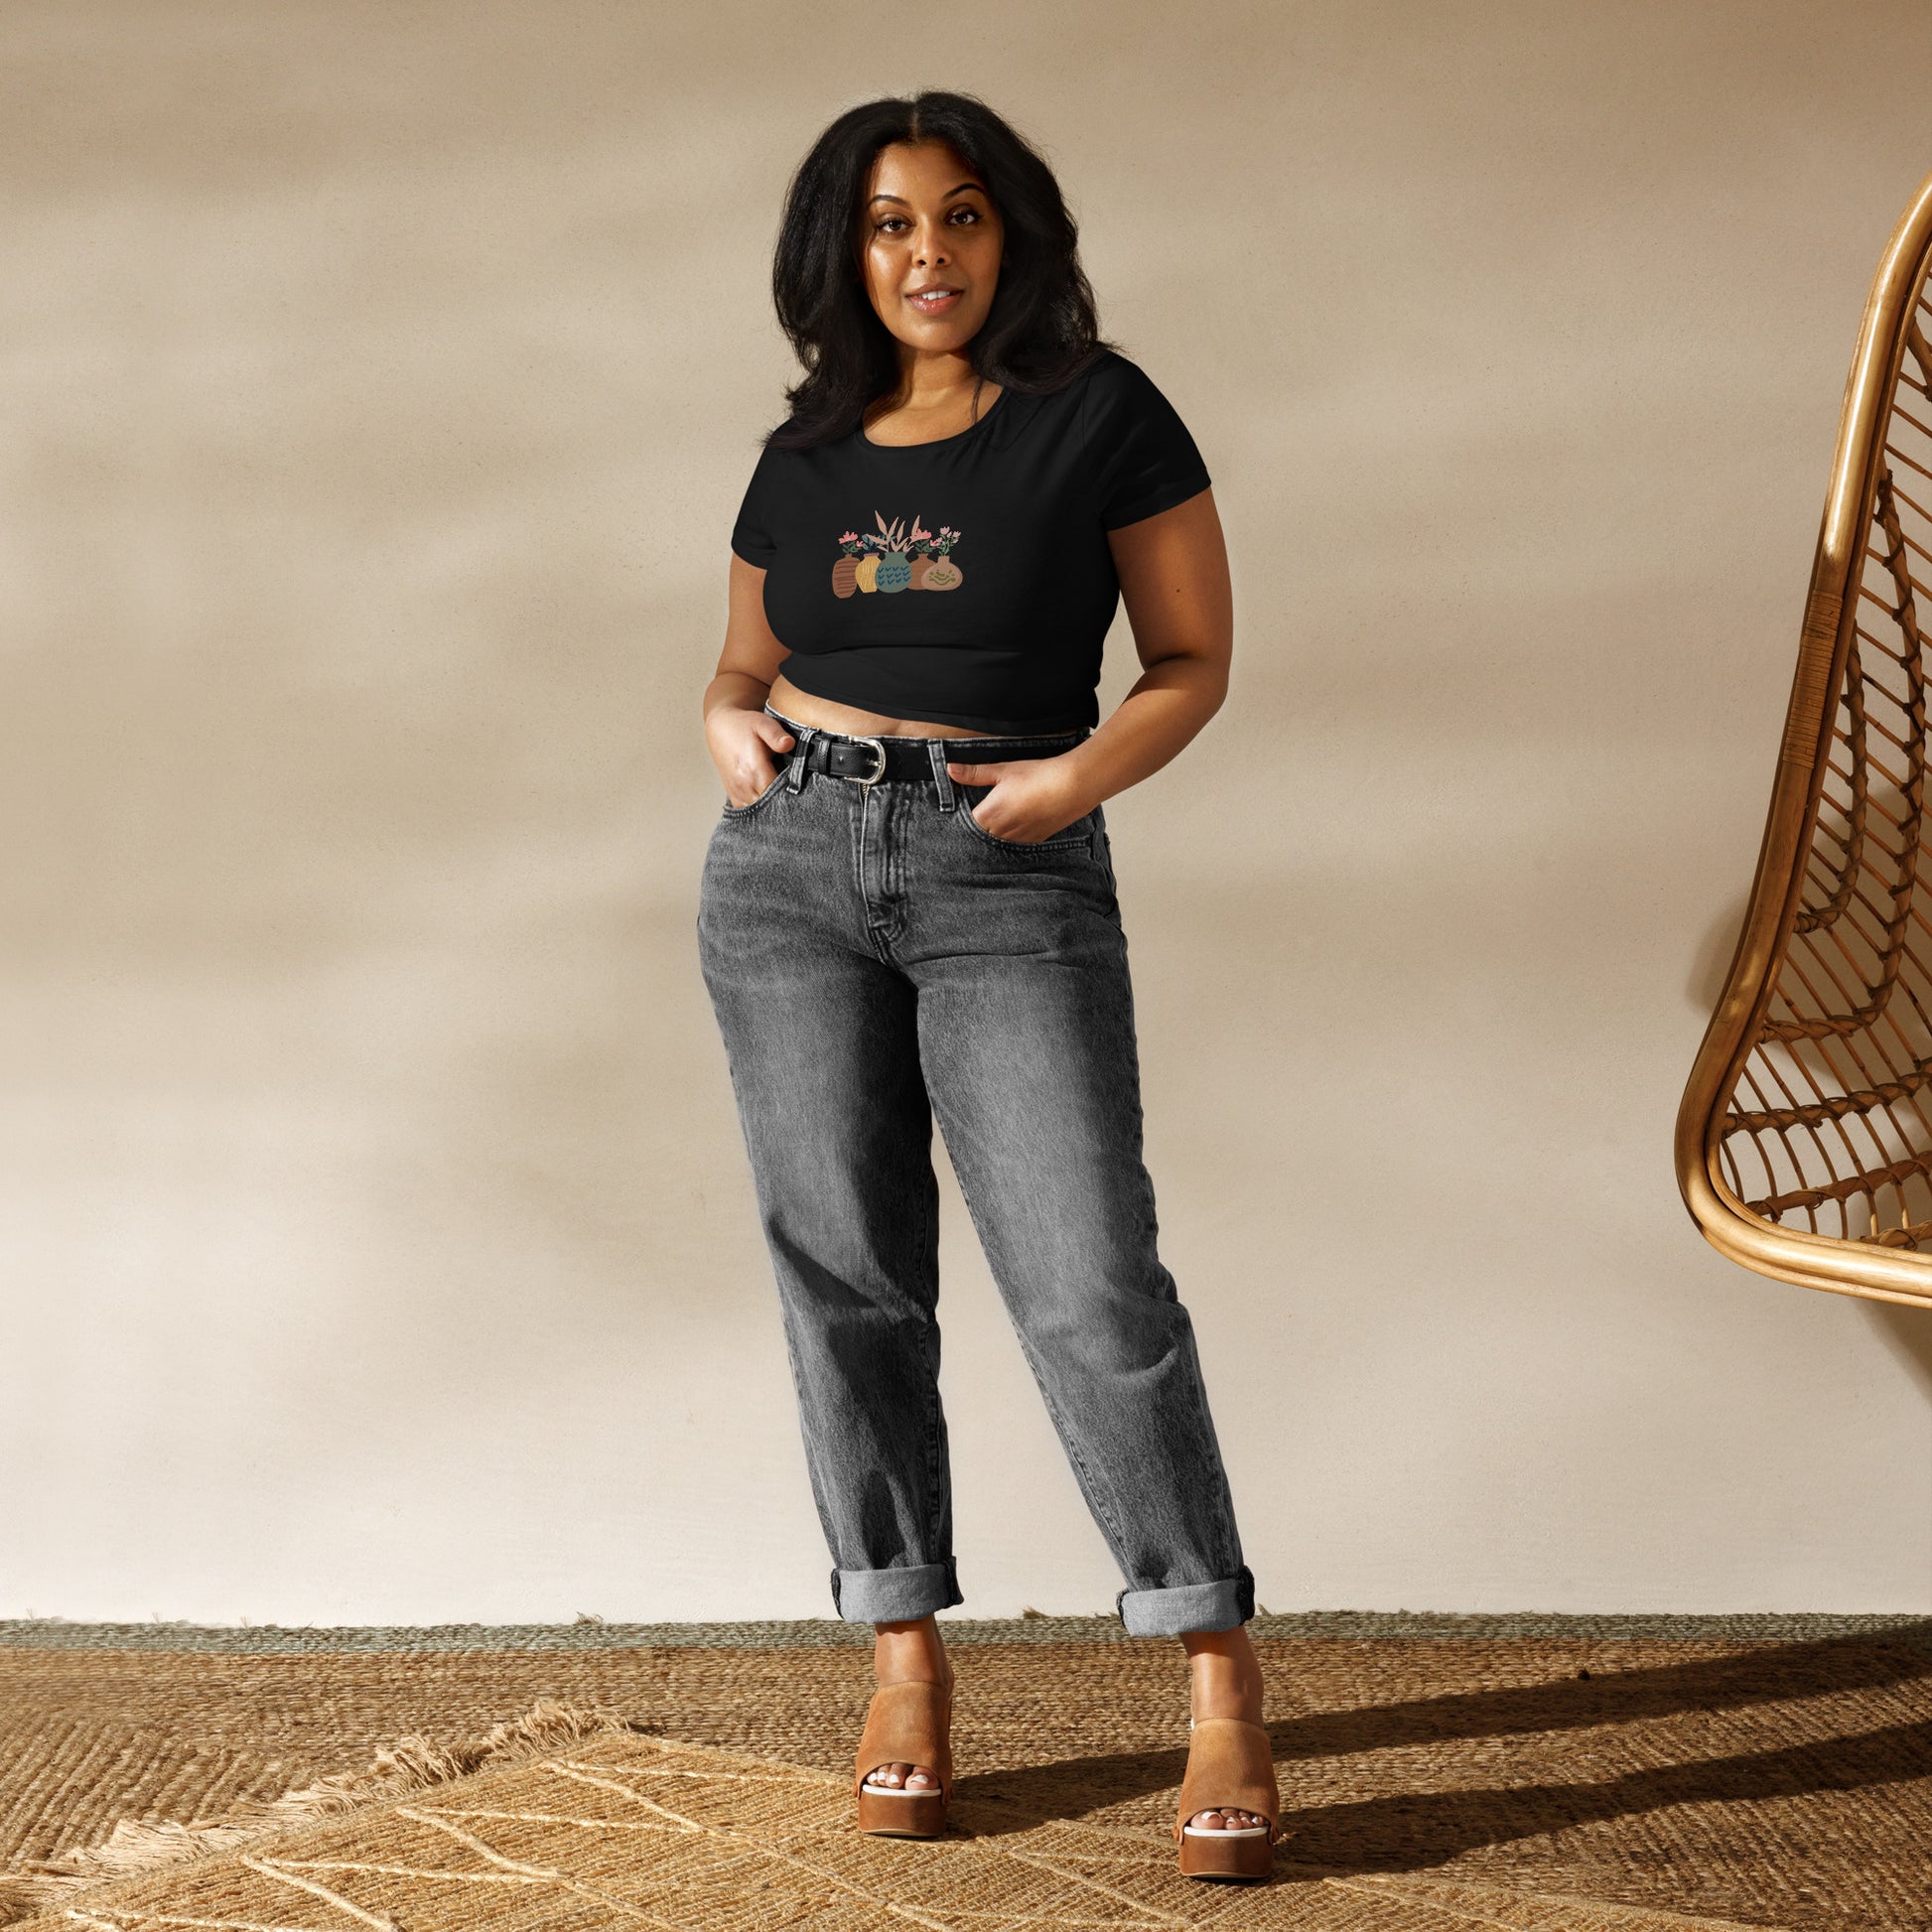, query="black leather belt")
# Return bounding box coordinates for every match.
[789,726,1087,787]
